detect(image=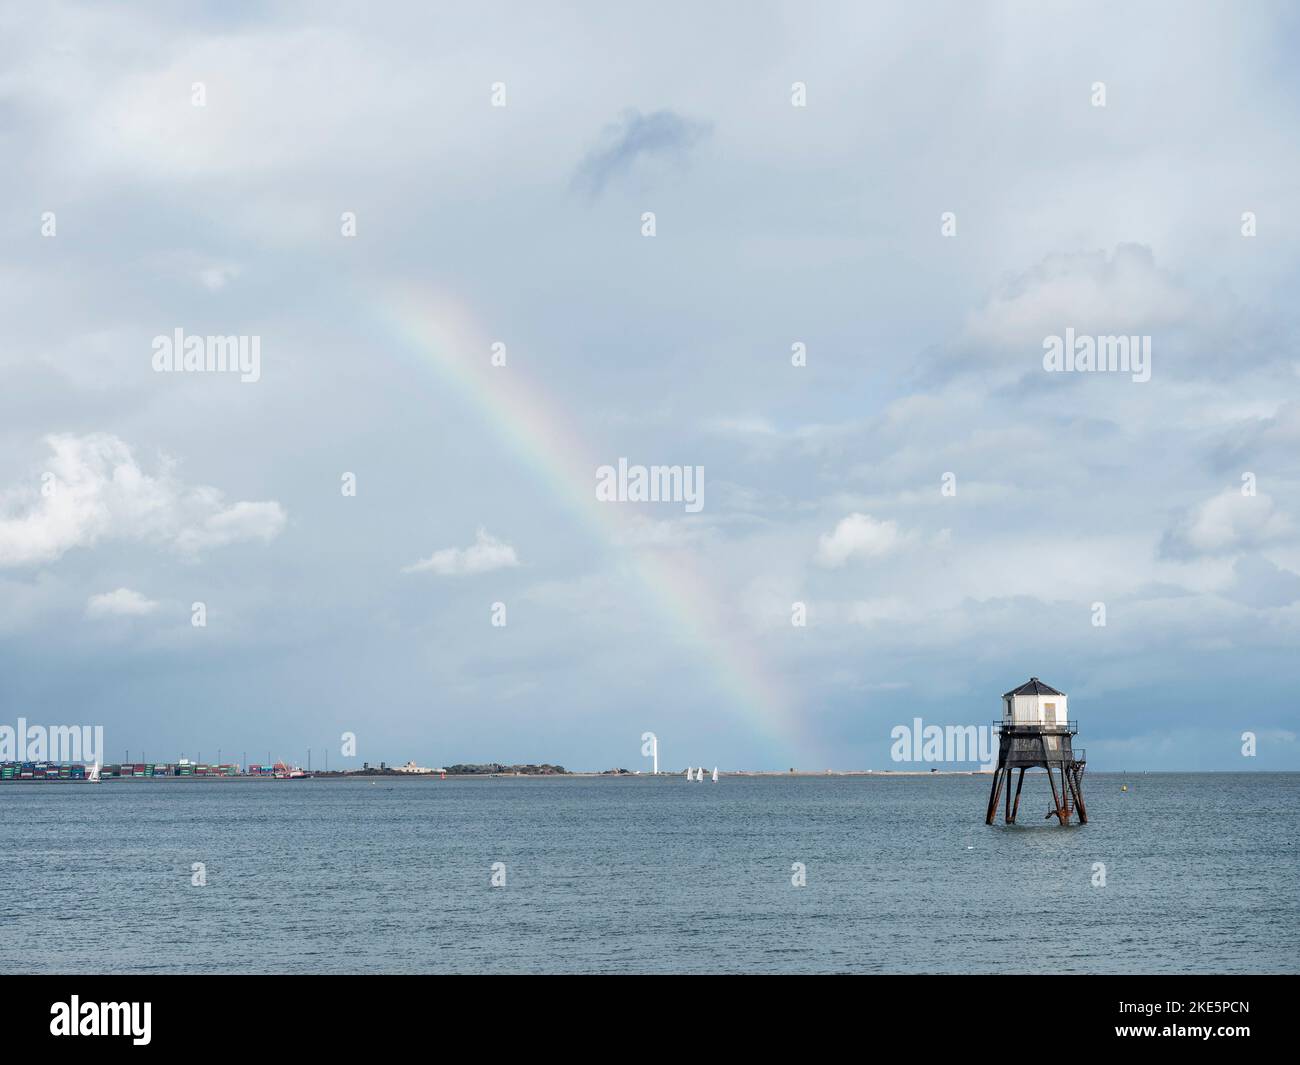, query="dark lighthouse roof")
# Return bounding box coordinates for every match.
[1003,677,1065,697]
